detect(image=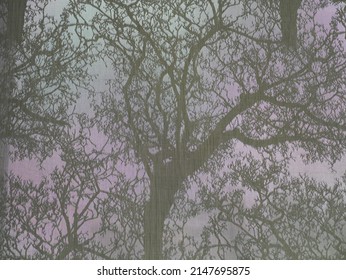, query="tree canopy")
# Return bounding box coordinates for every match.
[1,0,346,259]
